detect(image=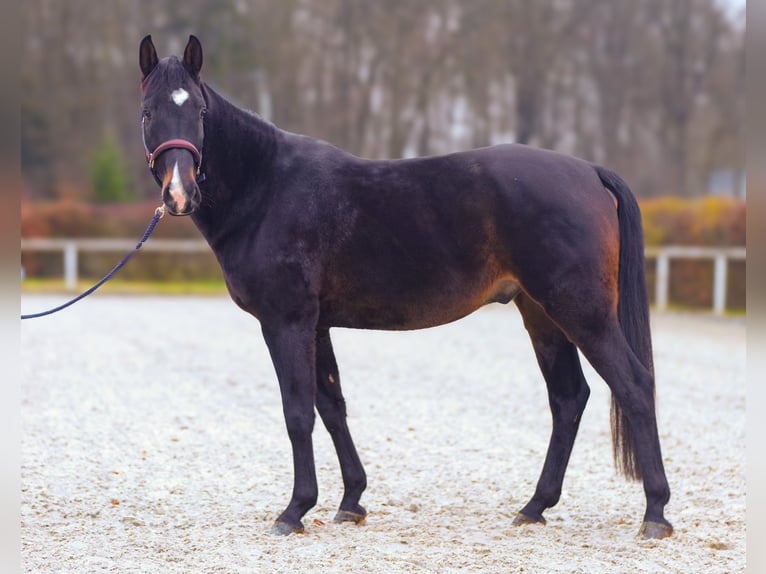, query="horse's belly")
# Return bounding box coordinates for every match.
[319,276,521,331]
